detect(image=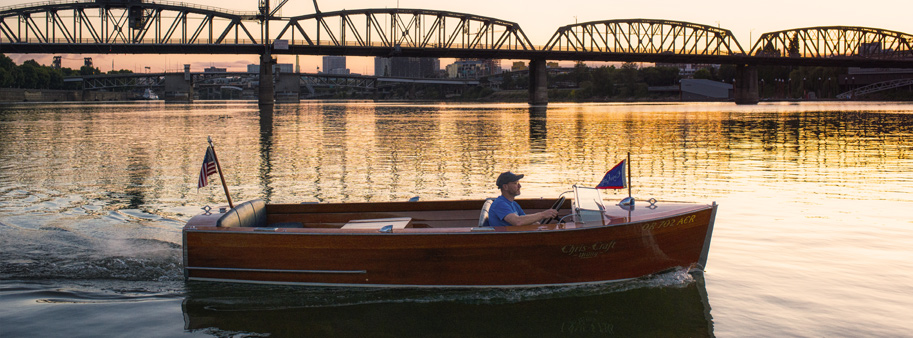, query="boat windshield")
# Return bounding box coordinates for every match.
[573,185,606,226]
